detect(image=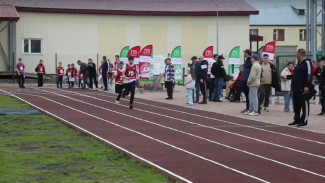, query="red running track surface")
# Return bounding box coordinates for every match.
[1,88,325,183]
